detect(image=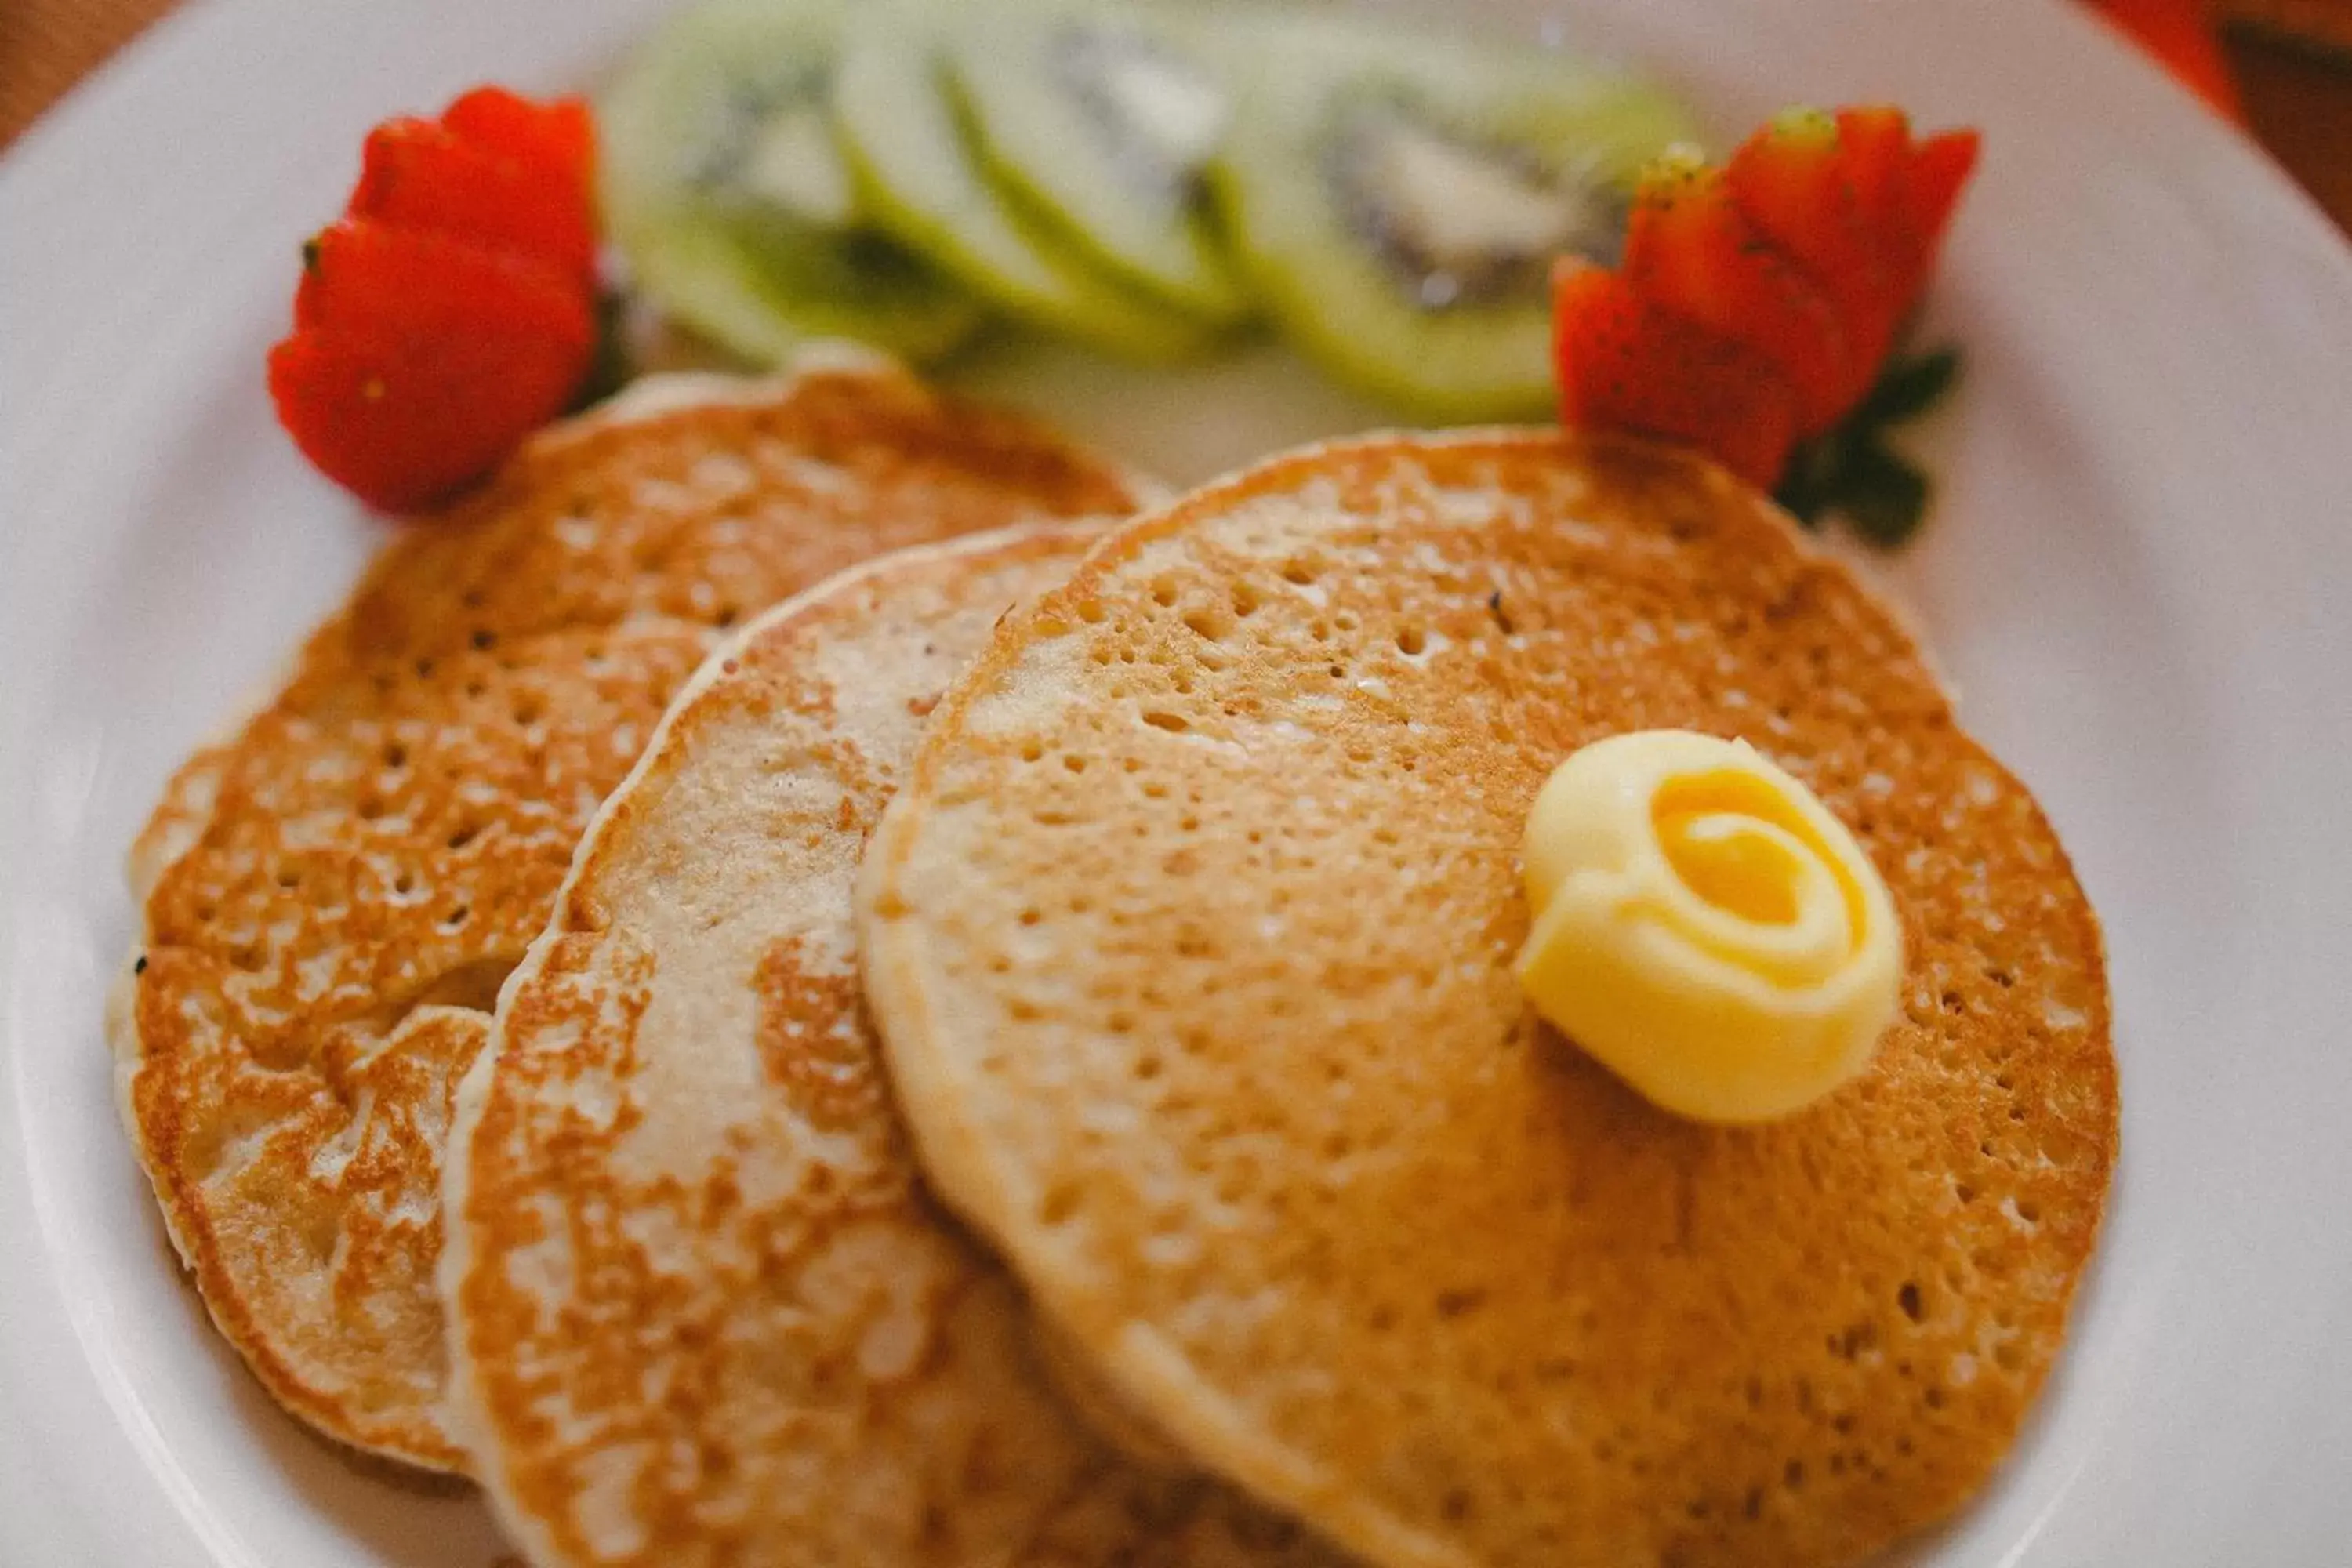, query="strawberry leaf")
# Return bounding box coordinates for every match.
[1775,343,1960,547]
[1836,441,1932,546]
[1855,345,1960,426]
